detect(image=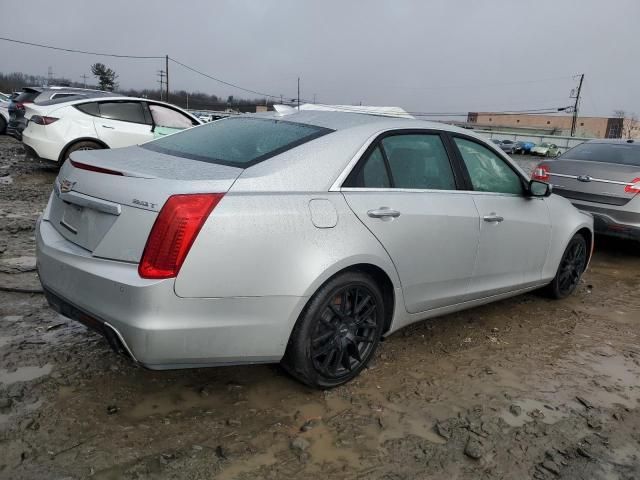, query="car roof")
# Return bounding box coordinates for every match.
[247,109,482,139]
